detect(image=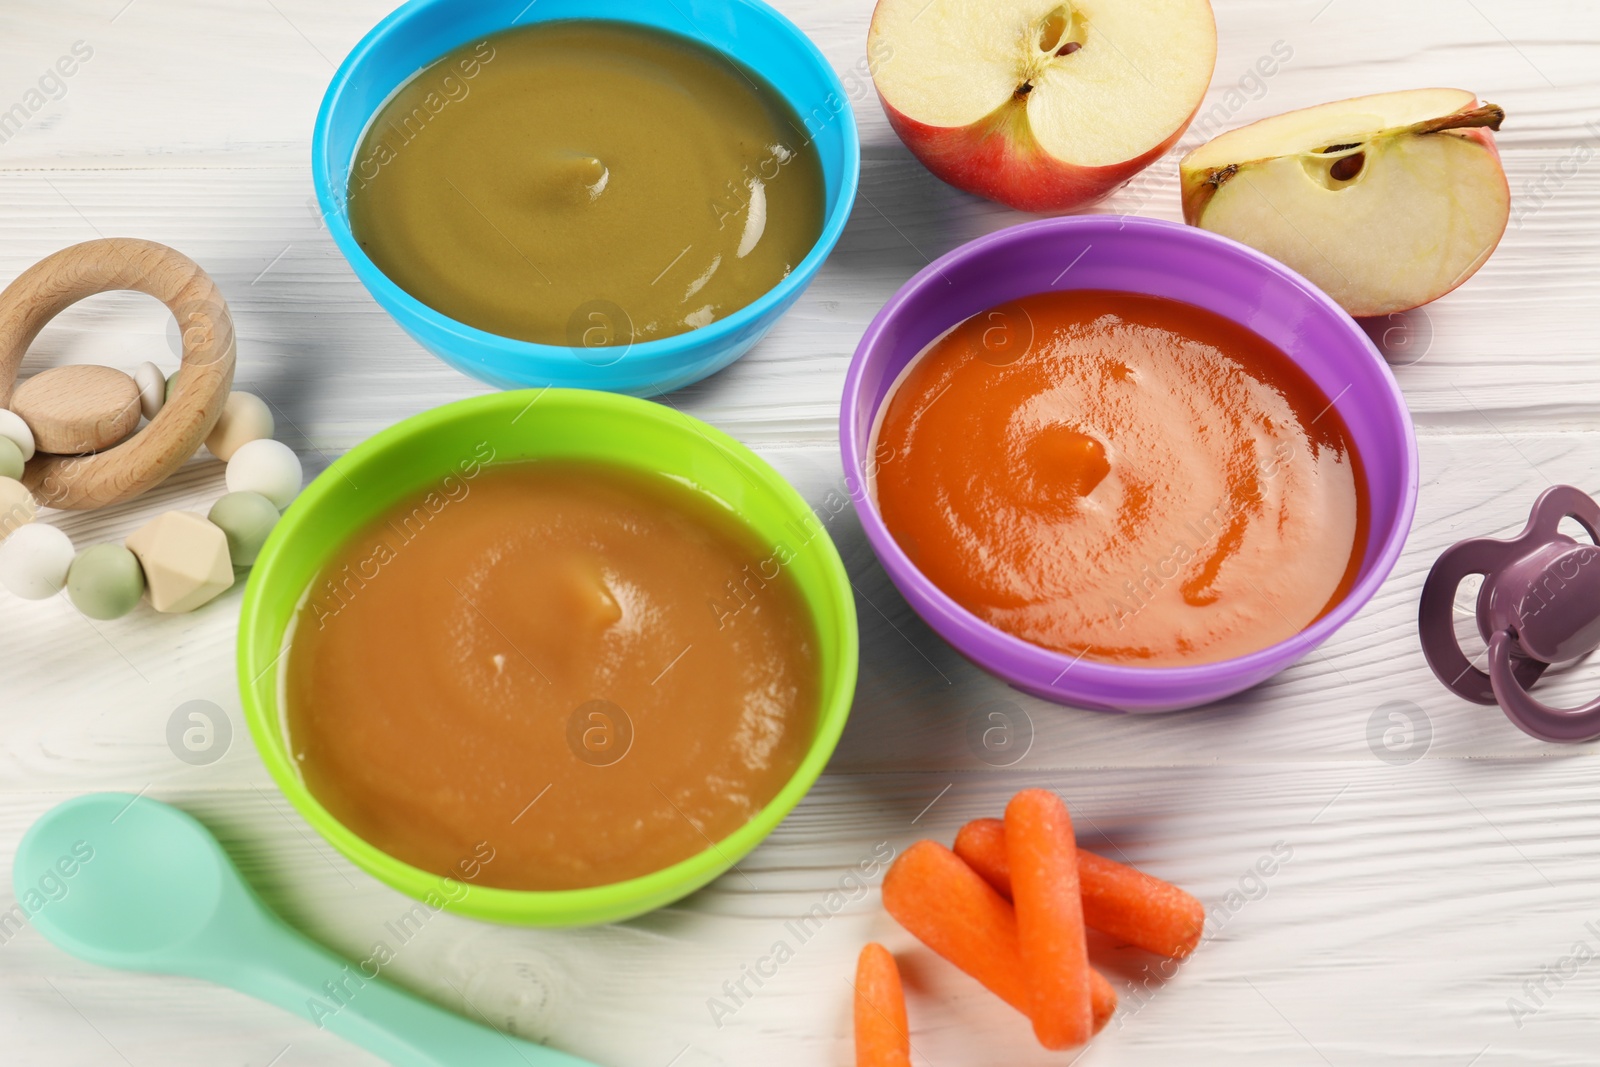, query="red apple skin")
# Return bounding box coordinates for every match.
[879,91,1203,214]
